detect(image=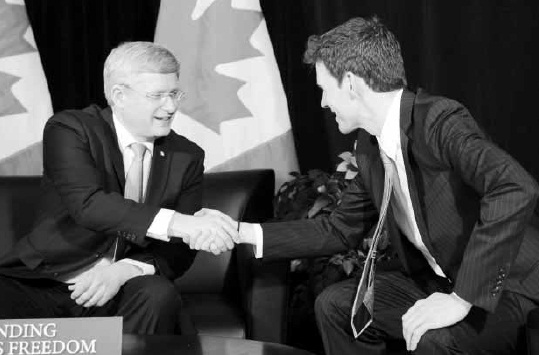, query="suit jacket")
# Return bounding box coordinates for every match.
[262,89,539,313]
[0,105,204,281]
